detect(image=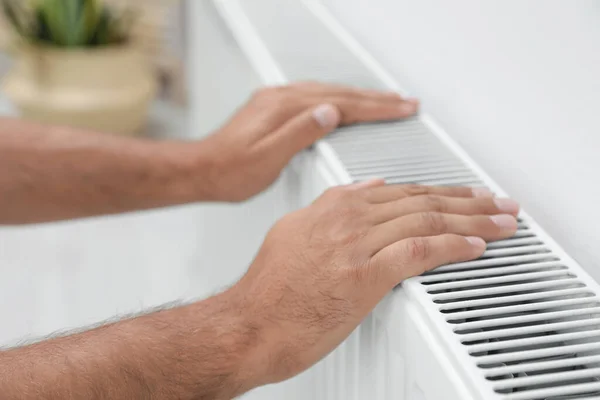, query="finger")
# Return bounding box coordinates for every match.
[258,103,341,162]
[371,235,486,284]
[362,212,517,255]
[289,81,409,103]
[321,97,418,124]
[262,95,418,132]
[364,184,492,204]
[369,195,520,224]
